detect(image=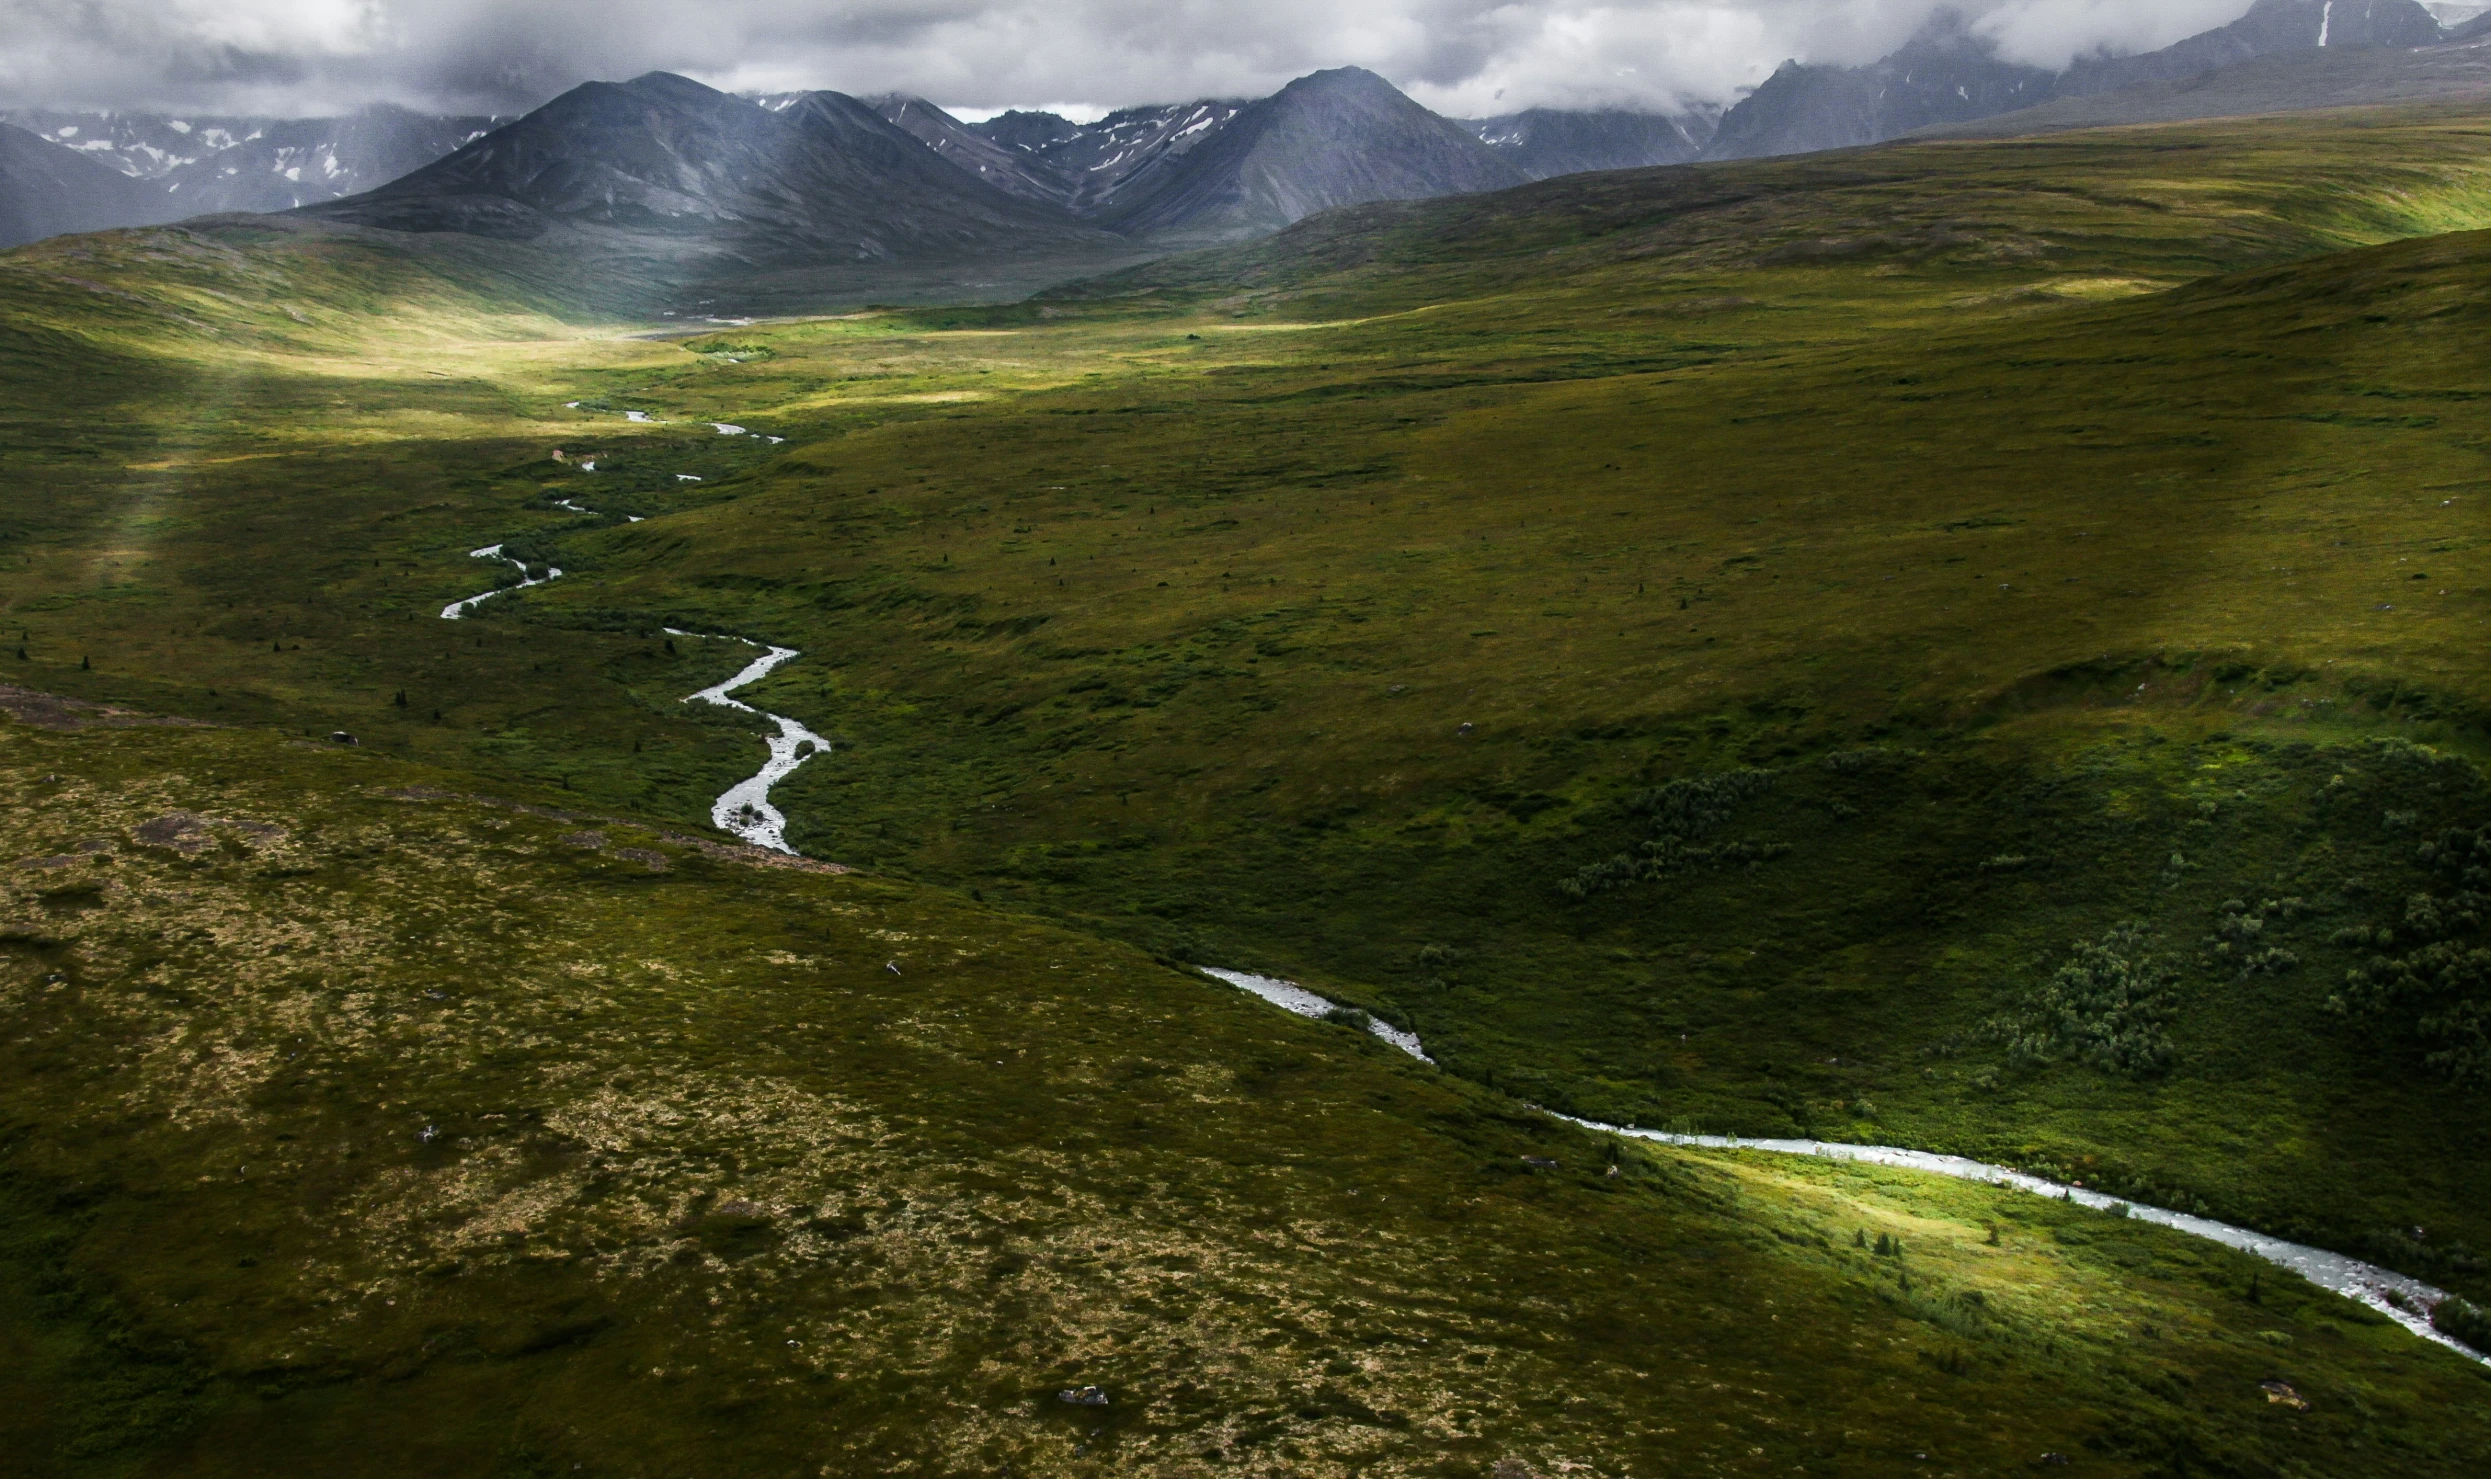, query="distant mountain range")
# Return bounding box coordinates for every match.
[1,104,501,214]
[894,70,1529,239]
[5,0,2489,260]
[0,66,1707,257]
[1706,0,2464,160]
[301,73,1119,268]
[876,96,1247,217]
